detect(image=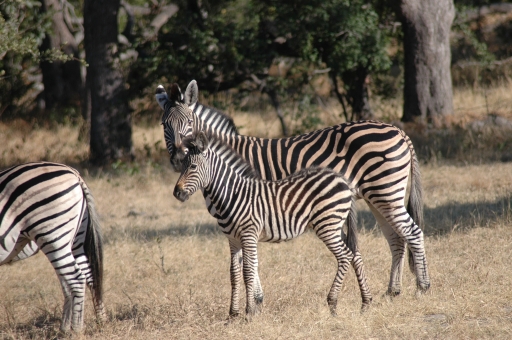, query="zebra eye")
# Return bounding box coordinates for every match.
[190,164,198,170]
[188,119,193,124]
